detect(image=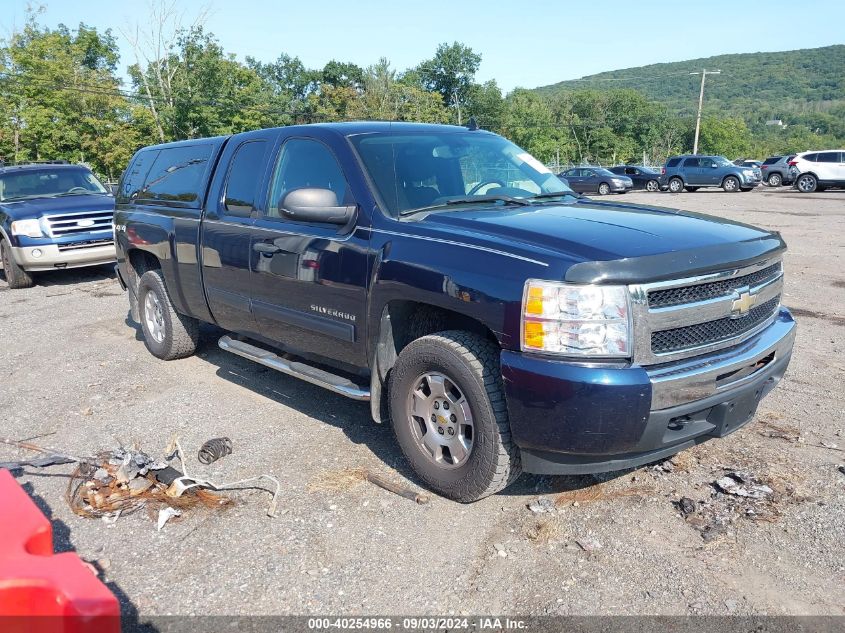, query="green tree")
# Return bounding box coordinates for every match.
[416,42,481,124]
[695,117,752,157]
[0,10,142,178]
